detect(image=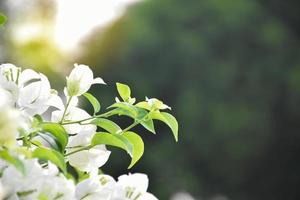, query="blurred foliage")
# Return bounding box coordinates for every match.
[0,13,6,26]
[0,0,65,88]
[77,0,300,199]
